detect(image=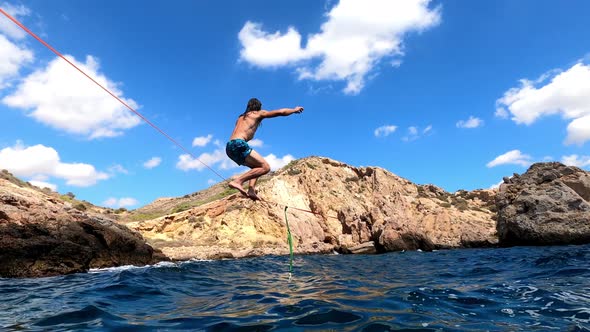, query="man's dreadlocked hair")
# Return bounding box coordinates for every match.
[242,98,262,117]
